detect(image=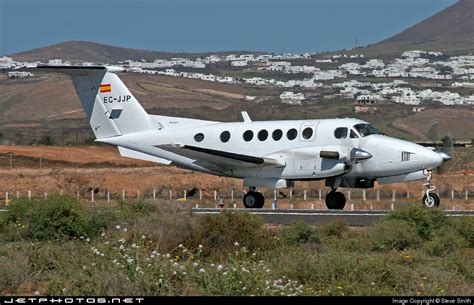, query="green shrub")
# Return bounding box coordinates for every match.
[1,194,112,241]
[423,228,469,257]
[369,220,420,251]
[279,221,320,245]
[385,207,446,240]
[320,220,349,238]
[449,217,474,247]
[184,211,272,257]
